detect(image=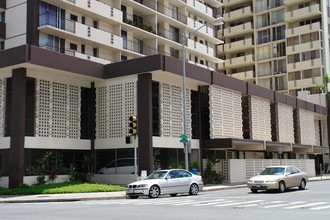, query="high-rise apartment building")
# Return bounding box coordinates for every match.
[219,0,329,96]
[1,0,223,70]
